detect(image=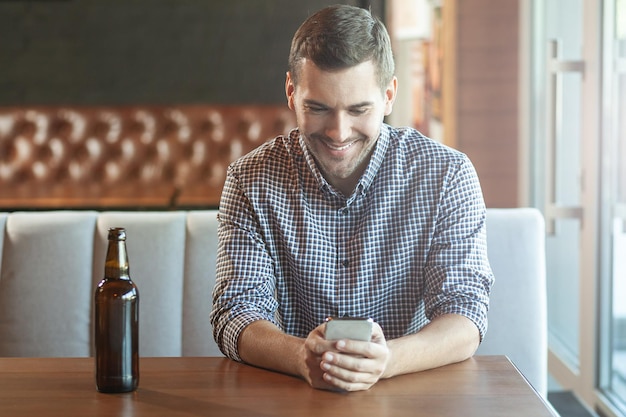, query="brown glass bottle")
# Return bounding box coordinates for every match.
[95,227,139,393]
